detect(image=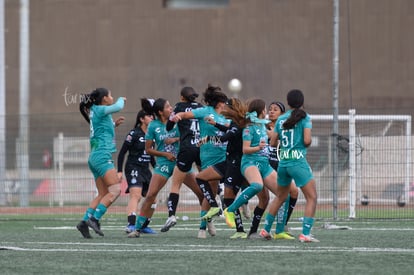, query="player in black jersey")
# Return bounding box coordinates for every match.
[160,87,205,233]
[117,109,156,234]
